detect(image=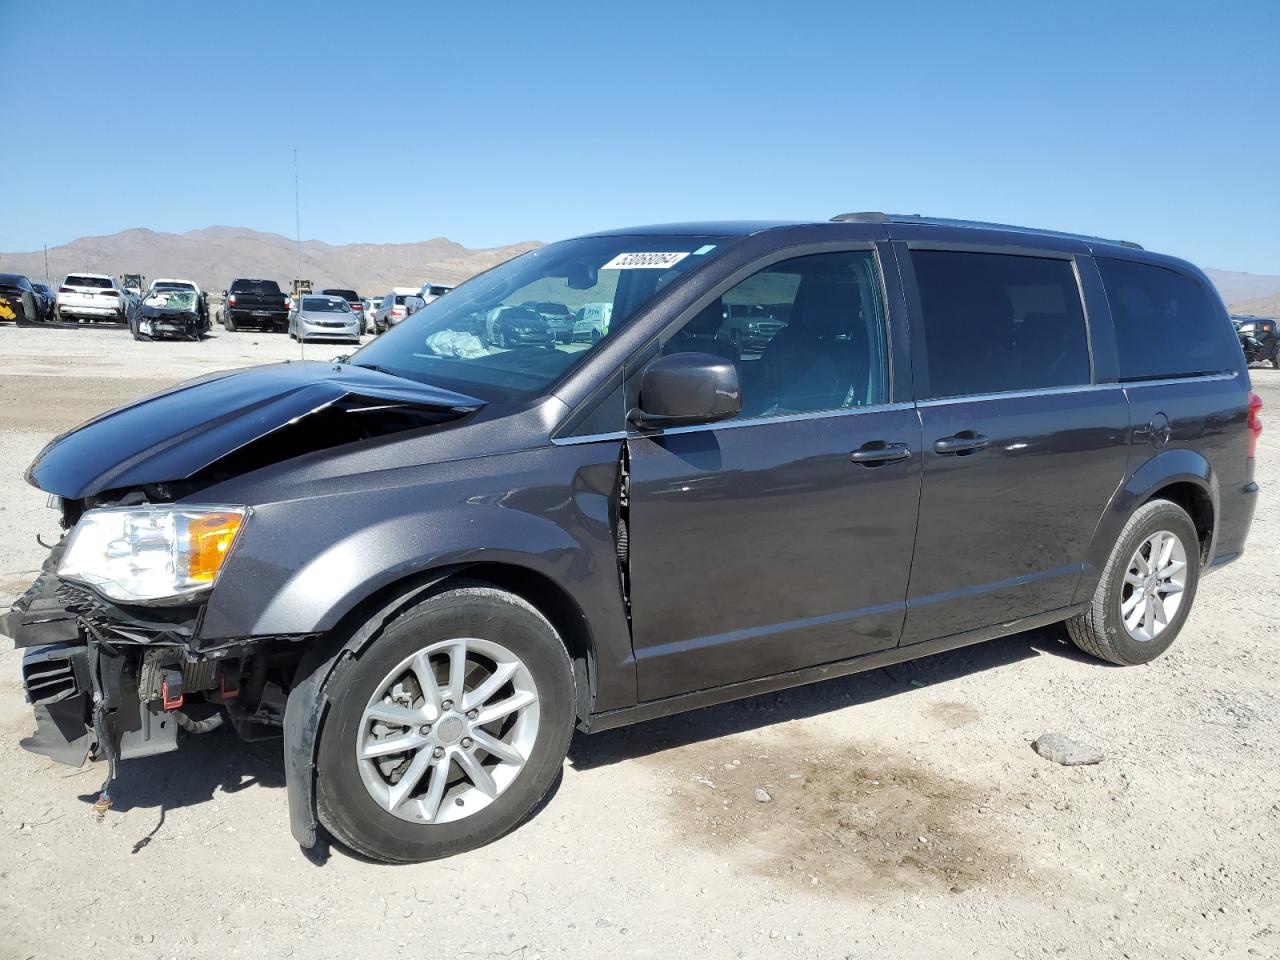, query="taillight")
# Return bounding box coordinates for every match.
[227,294,236,306]
[101,290,119,298]
[58,286,73,294]
[284,297,292,309]
[1248,390,1263,459]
